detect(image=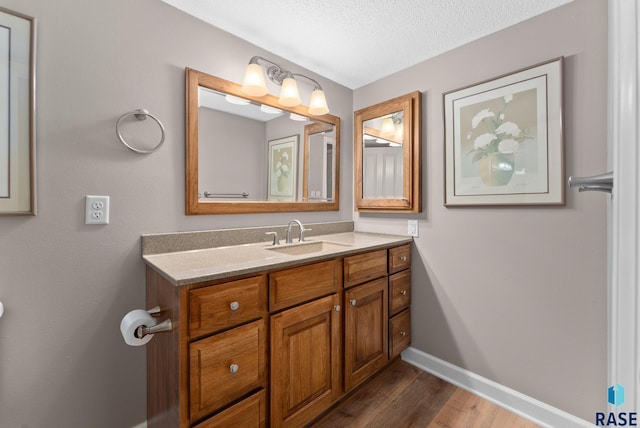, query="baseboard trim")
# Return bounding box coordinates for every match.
[131,422,147,428]
[401,347,592,428]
